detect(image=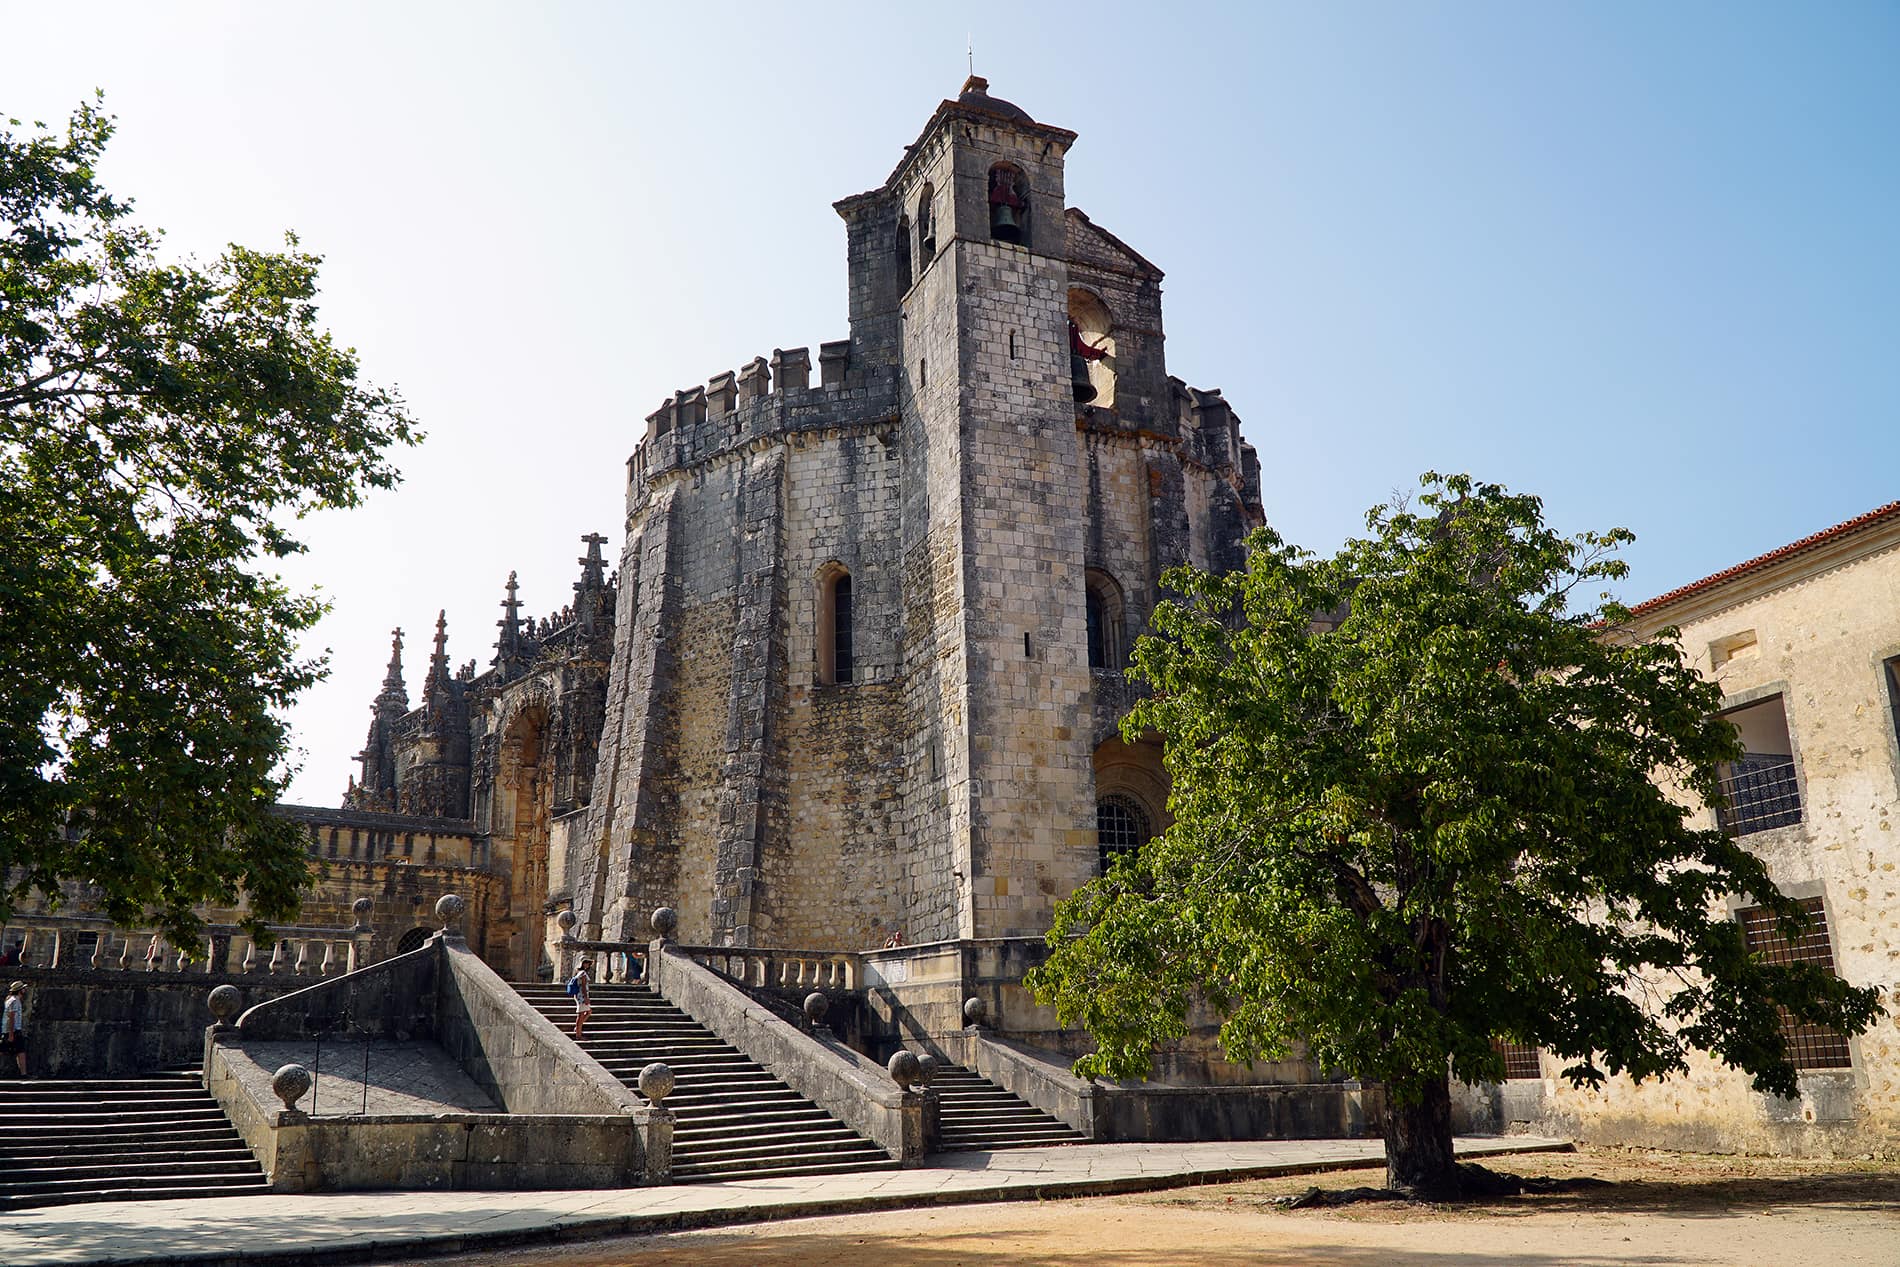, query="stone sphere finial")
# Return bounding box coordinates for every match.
[351,896,374,929]
[802,992,829,1025]
[887,1049,922,1091]
[637,1061,675,1104]
[650,906,678,939]
[207,984,242,1025]
[272,1063,312,1112]
[435,893,467,932]
[963,996,988,1027]
[555,910,578,936]
[916,1052,941,1088]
